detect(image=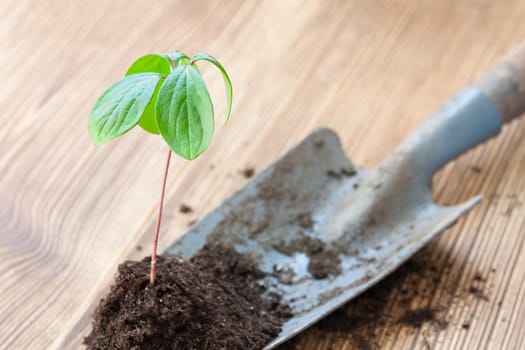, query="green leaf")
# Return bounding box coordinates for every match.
[88,73,162,145]
[191,52,233,124]
[156,65,214,160]
[125,54,171,134]
[137,77,165,133]
[125,54,171,76]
